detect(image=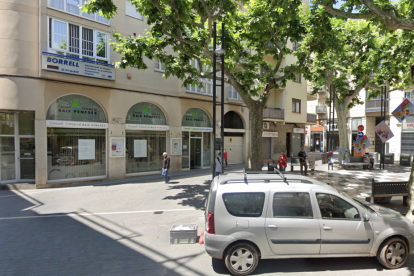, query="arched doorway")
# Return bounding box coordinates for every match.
[224,111,245,164]
[181,108,212,169]
[125,102,168,175]
[46,94,108,182]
